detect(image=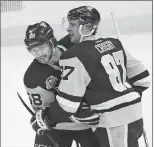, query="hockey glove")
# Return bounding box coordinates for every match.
[70,102,100,125]
[30,108,51,136]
